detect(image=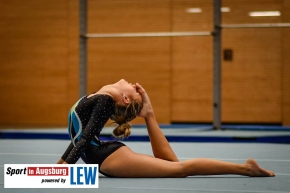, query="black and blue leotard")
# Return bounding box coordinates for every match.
[61,94,125,172]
